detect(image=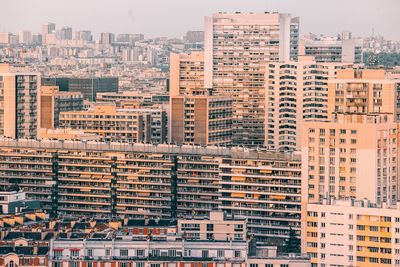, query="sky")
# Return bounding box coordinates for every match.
[1,0,399,40]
